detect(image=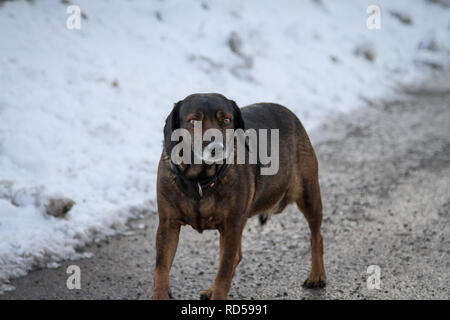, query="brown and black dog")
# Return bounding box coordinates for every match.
[153,93,326,300]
